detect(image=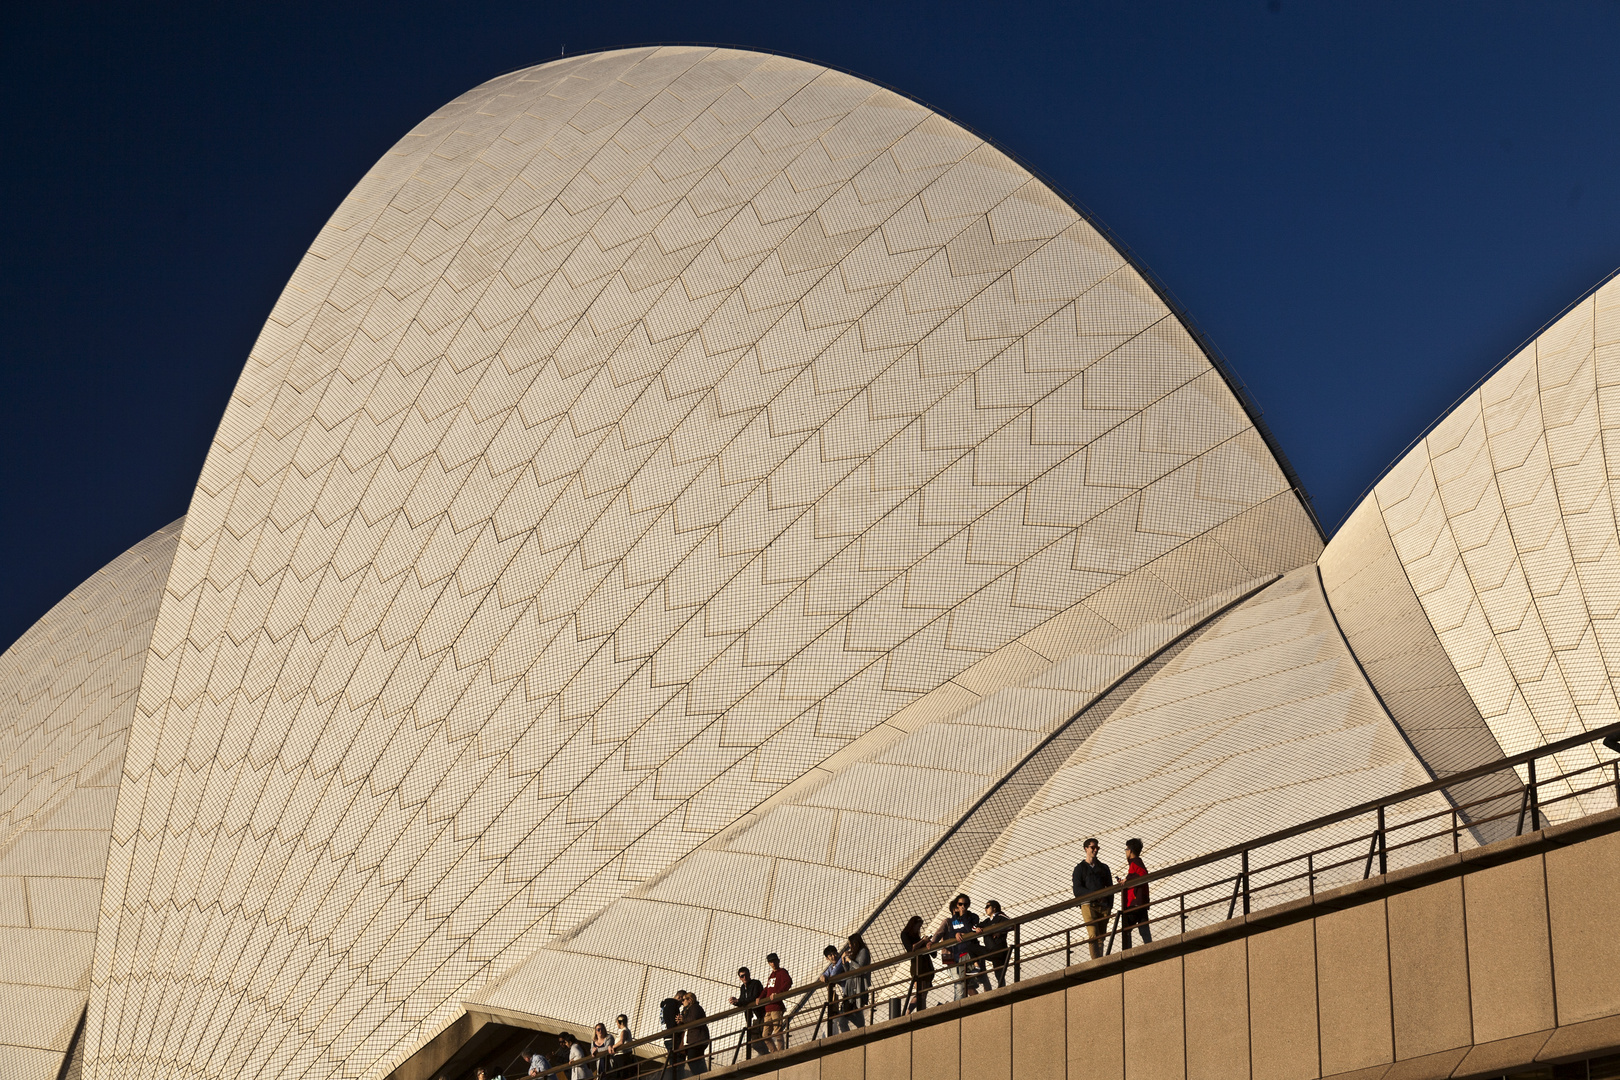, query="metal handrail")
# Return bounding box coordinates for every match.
[484,722,1620,1080]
